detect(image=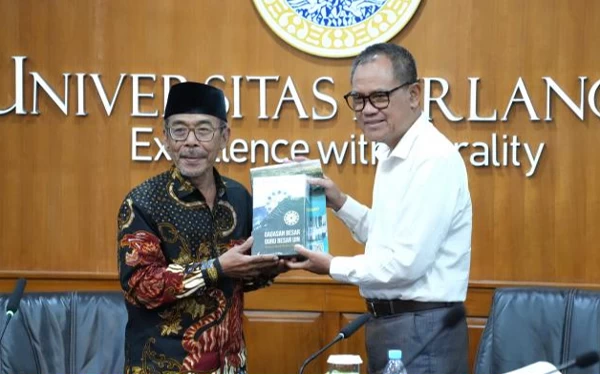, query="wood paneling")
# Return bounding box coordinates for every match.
[243,311,326,374]
[1,1,600,373]
[1,0,600,285]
